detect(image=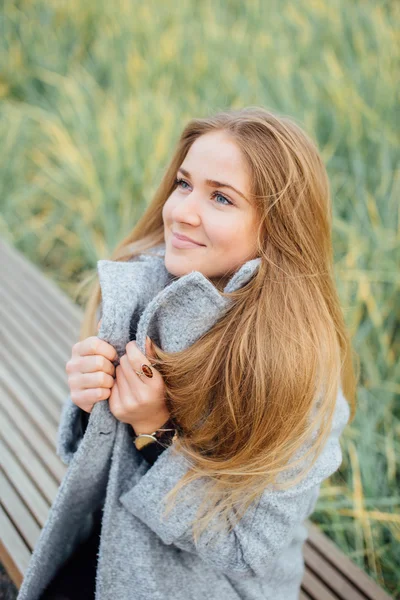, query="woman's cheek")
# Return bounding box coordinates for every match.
[162,195,177,225]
